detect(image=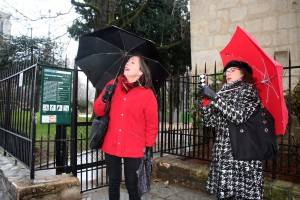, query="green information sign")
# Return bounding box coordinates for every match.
[40,67,72,124]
